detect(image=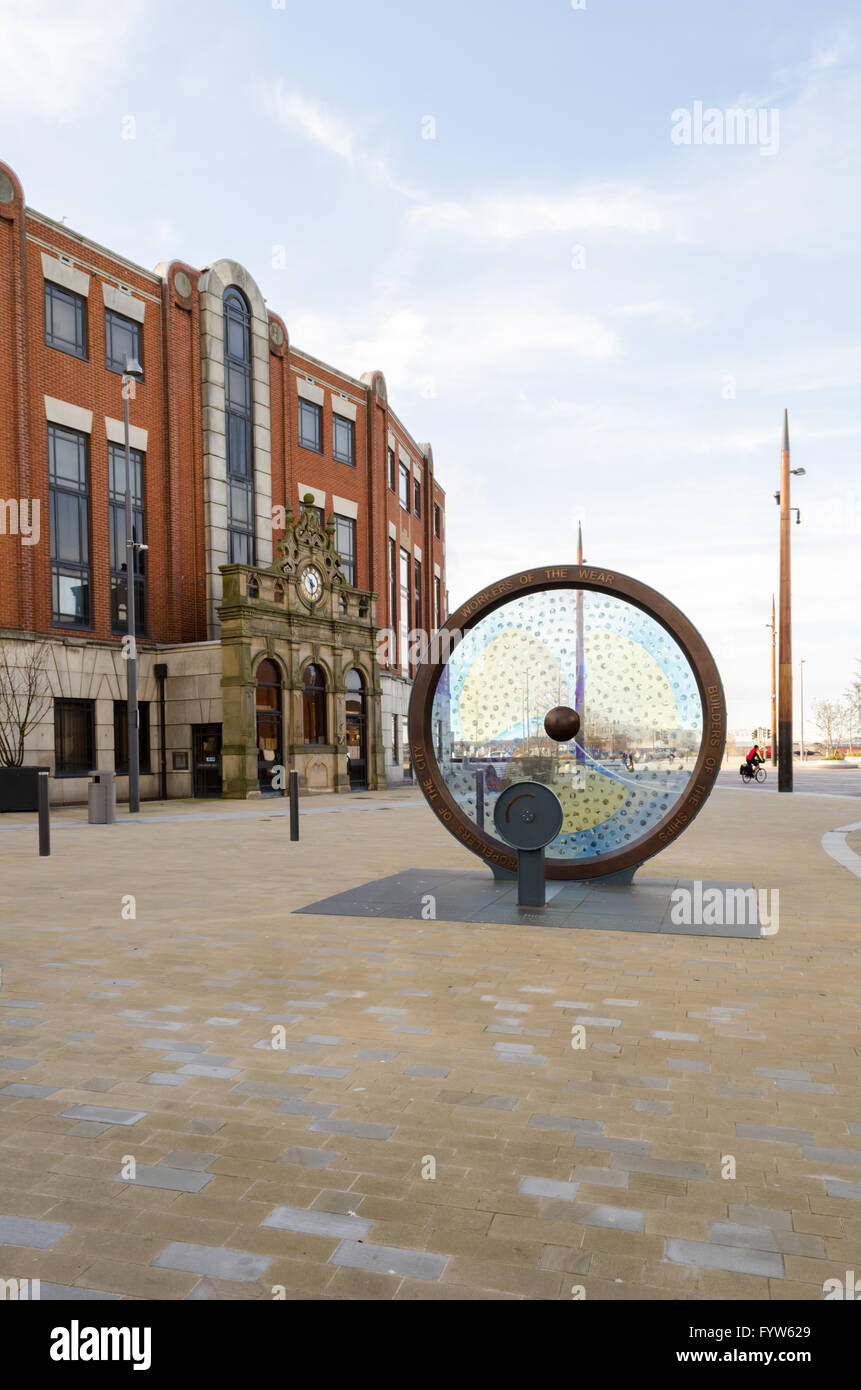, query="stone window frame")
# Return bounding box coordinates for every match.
[198,260,272,637]
[54,698,95,777]
[105,306,143,376]
[332,412,355,466]
[45,280,87,360]
[298,398,323,453]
